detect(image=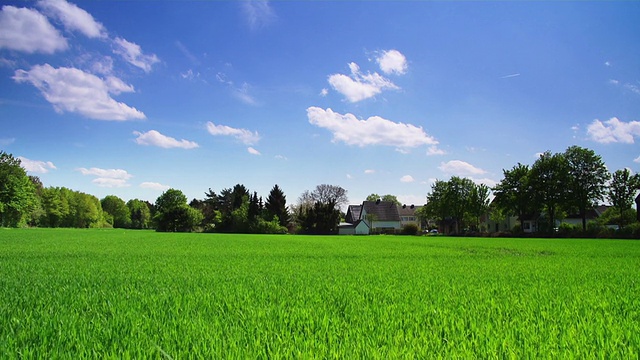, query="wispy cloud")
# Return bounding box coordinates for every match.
[77,167,132,187]
[18,156,56,173]
[206,122,260,145]
[247,147,261,155]
[0,5,68,54]
[140,182,170,191]
[133,130,199,149]
[501,73,520,79]
[0,138,15,146]
[307,107,438,150]
[400,175,415,183]
[587,117,640,144]
[427,146,446,156]
[113,37,159,73]
[13,64,145,121]
[241,0,276,30]
[439,160,487,176]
